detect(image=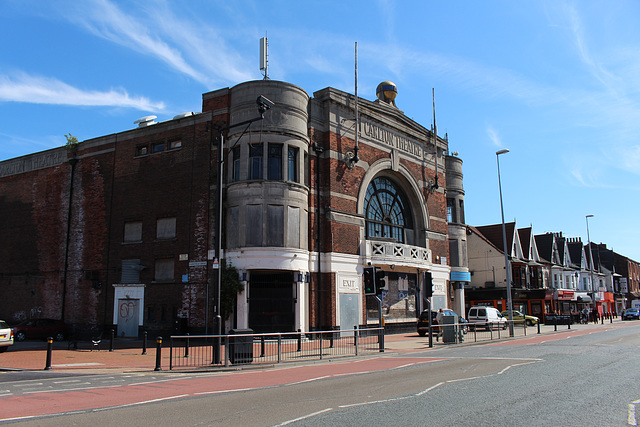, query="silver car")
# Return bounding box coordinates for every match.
[0,320,14,352]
